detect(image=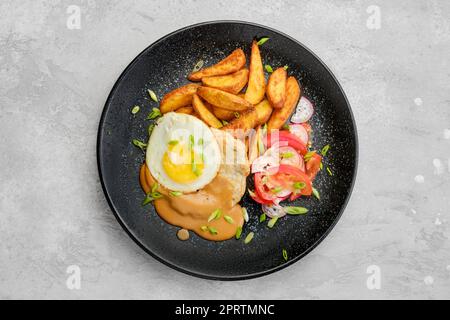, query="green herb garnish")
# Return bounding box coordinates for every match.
[326,167,333,176]
[147,89,158,102]
[293,181,306,190]
[198,138,204,145]
[142,184,162,206]
[304,150,316,162]
[265,64,273,73]
[312,187,320,200]
[222,120,229,126]
[234,112,240,118]
[284,206,308,215]
[242,207,249,222]
[147,107,161,120]
[281,152,294,159]
[244,232,254,244]
[208,226,218,235]
[148,123,155,136]
[200,225,208,232]
[169,191,182,197]
[259,213,266,222]
[271,186,283,194]
[321,144,330,156]
[224,215,234,224]
[168,140,178,145]
[257,37,269,46]
[283,65,289,70]
[131,105,140,114]
[267,216,278,228]
[282,249,288,261]
[192,60,204,73]
[132,139,147,151]
[235,226,242,239]
[208,209,222,222]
